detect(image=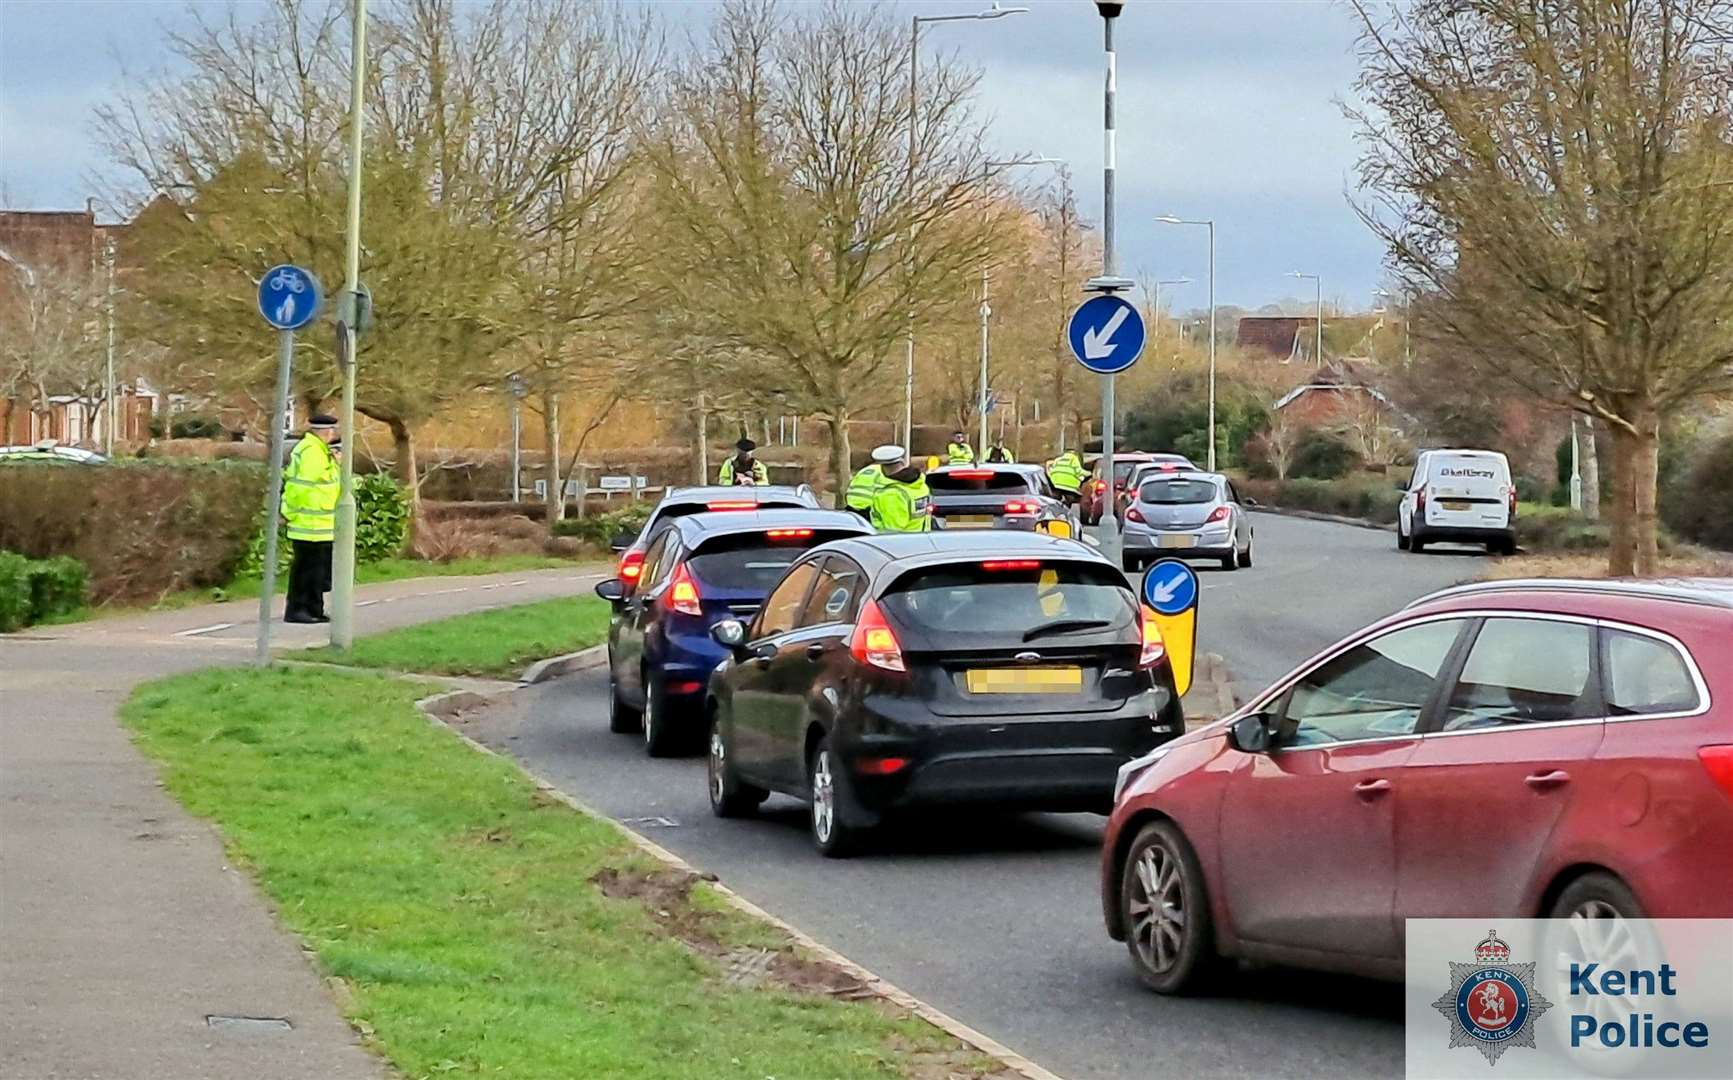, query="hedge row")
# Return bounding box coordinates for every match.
[0,551,89,632]
[1237,475,1404,524]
